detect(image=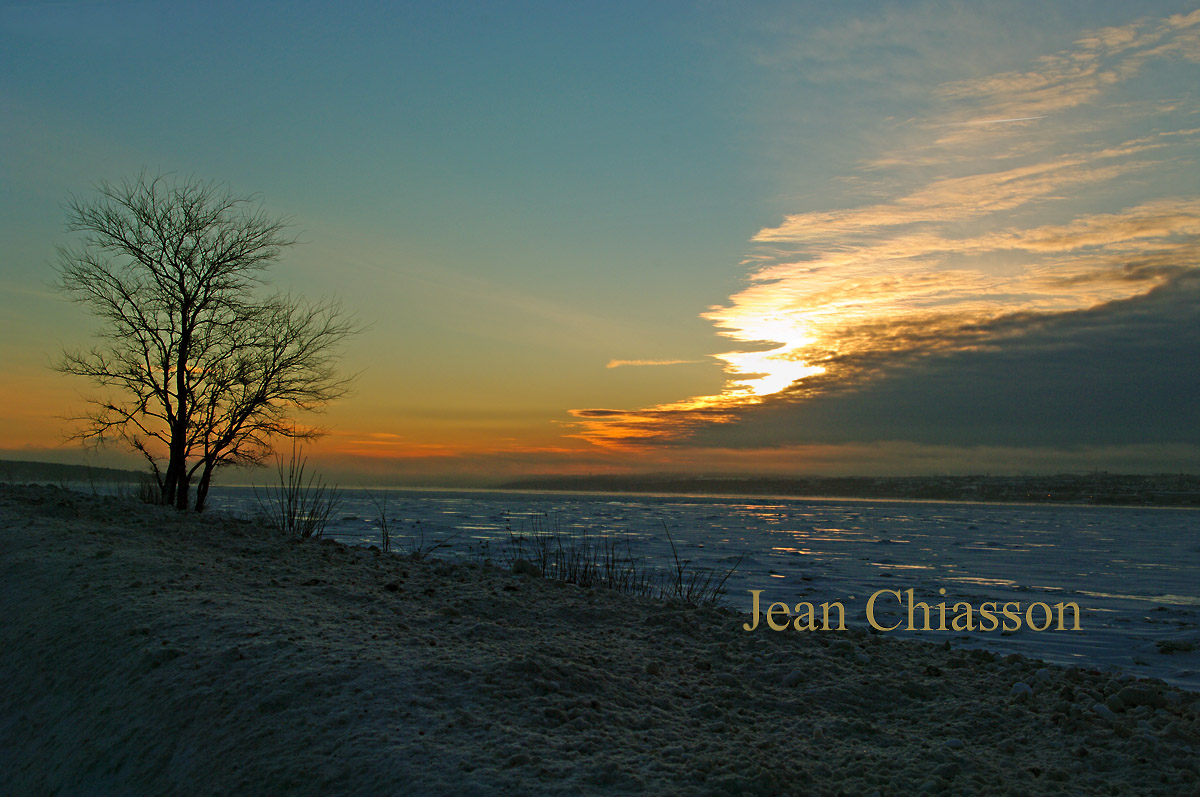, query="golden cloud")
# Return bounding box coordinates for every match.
[570,11,1200,449]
